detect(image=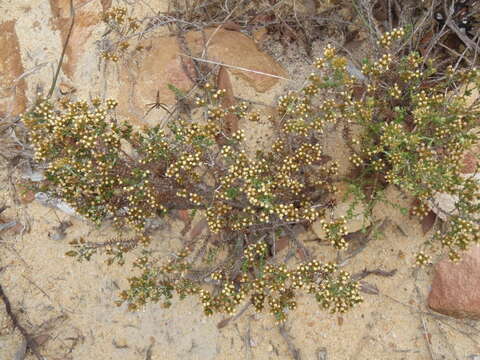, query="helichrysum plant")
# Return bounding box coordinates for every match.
[120,242,361,323]
[342,29,480,263]
[22,26,480,322]
[22,71,362,321]
[100,7,141,62]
